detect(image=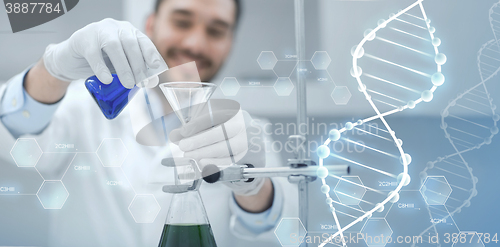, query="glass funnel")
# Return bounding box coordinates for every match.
[159,82,217,125]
